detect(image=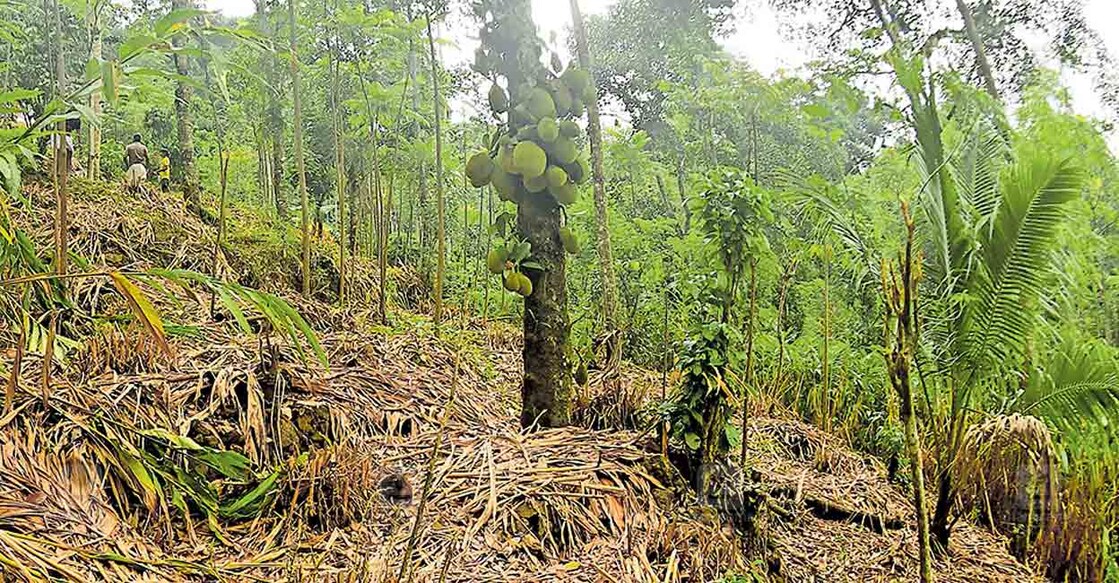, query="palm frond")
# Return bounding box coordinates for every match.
[961,154,1083,373]
[1019,379,1119,434]
[952,128,1005,222]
